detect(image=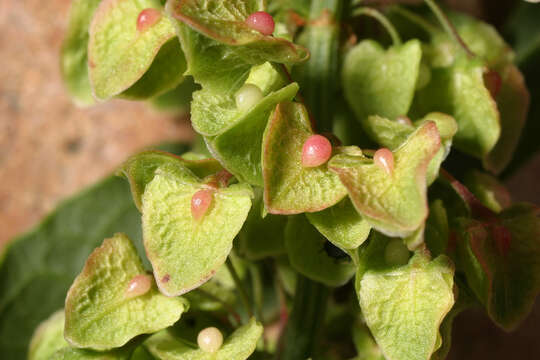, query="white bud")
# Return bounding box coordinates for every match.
[197,327,223,353]
[235,84,263,111]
